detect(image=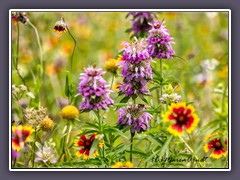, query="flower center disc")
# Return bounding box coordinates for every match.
[179,116,184,122]
[215,141,221,148]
